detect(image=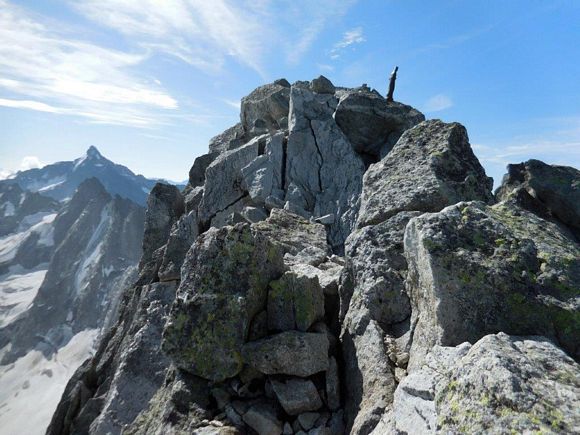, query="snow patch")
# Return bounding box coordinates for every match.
[2,202,15,217]
[0,266,47,328]
[0,329,99,435]
[0,213,56,263]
